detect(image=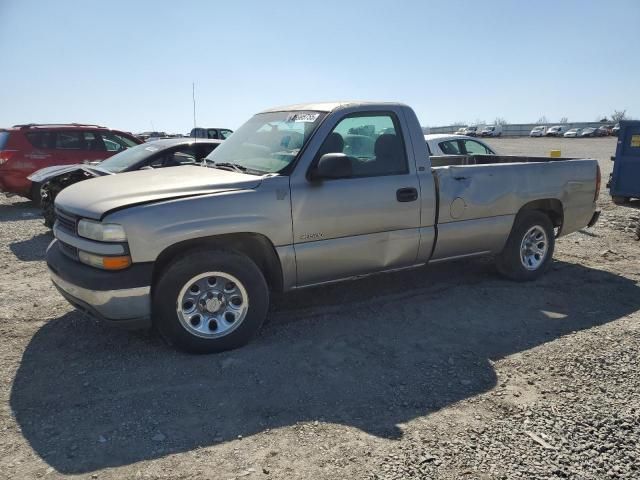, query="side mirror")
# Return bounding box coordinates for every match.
[310,153,352,180]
